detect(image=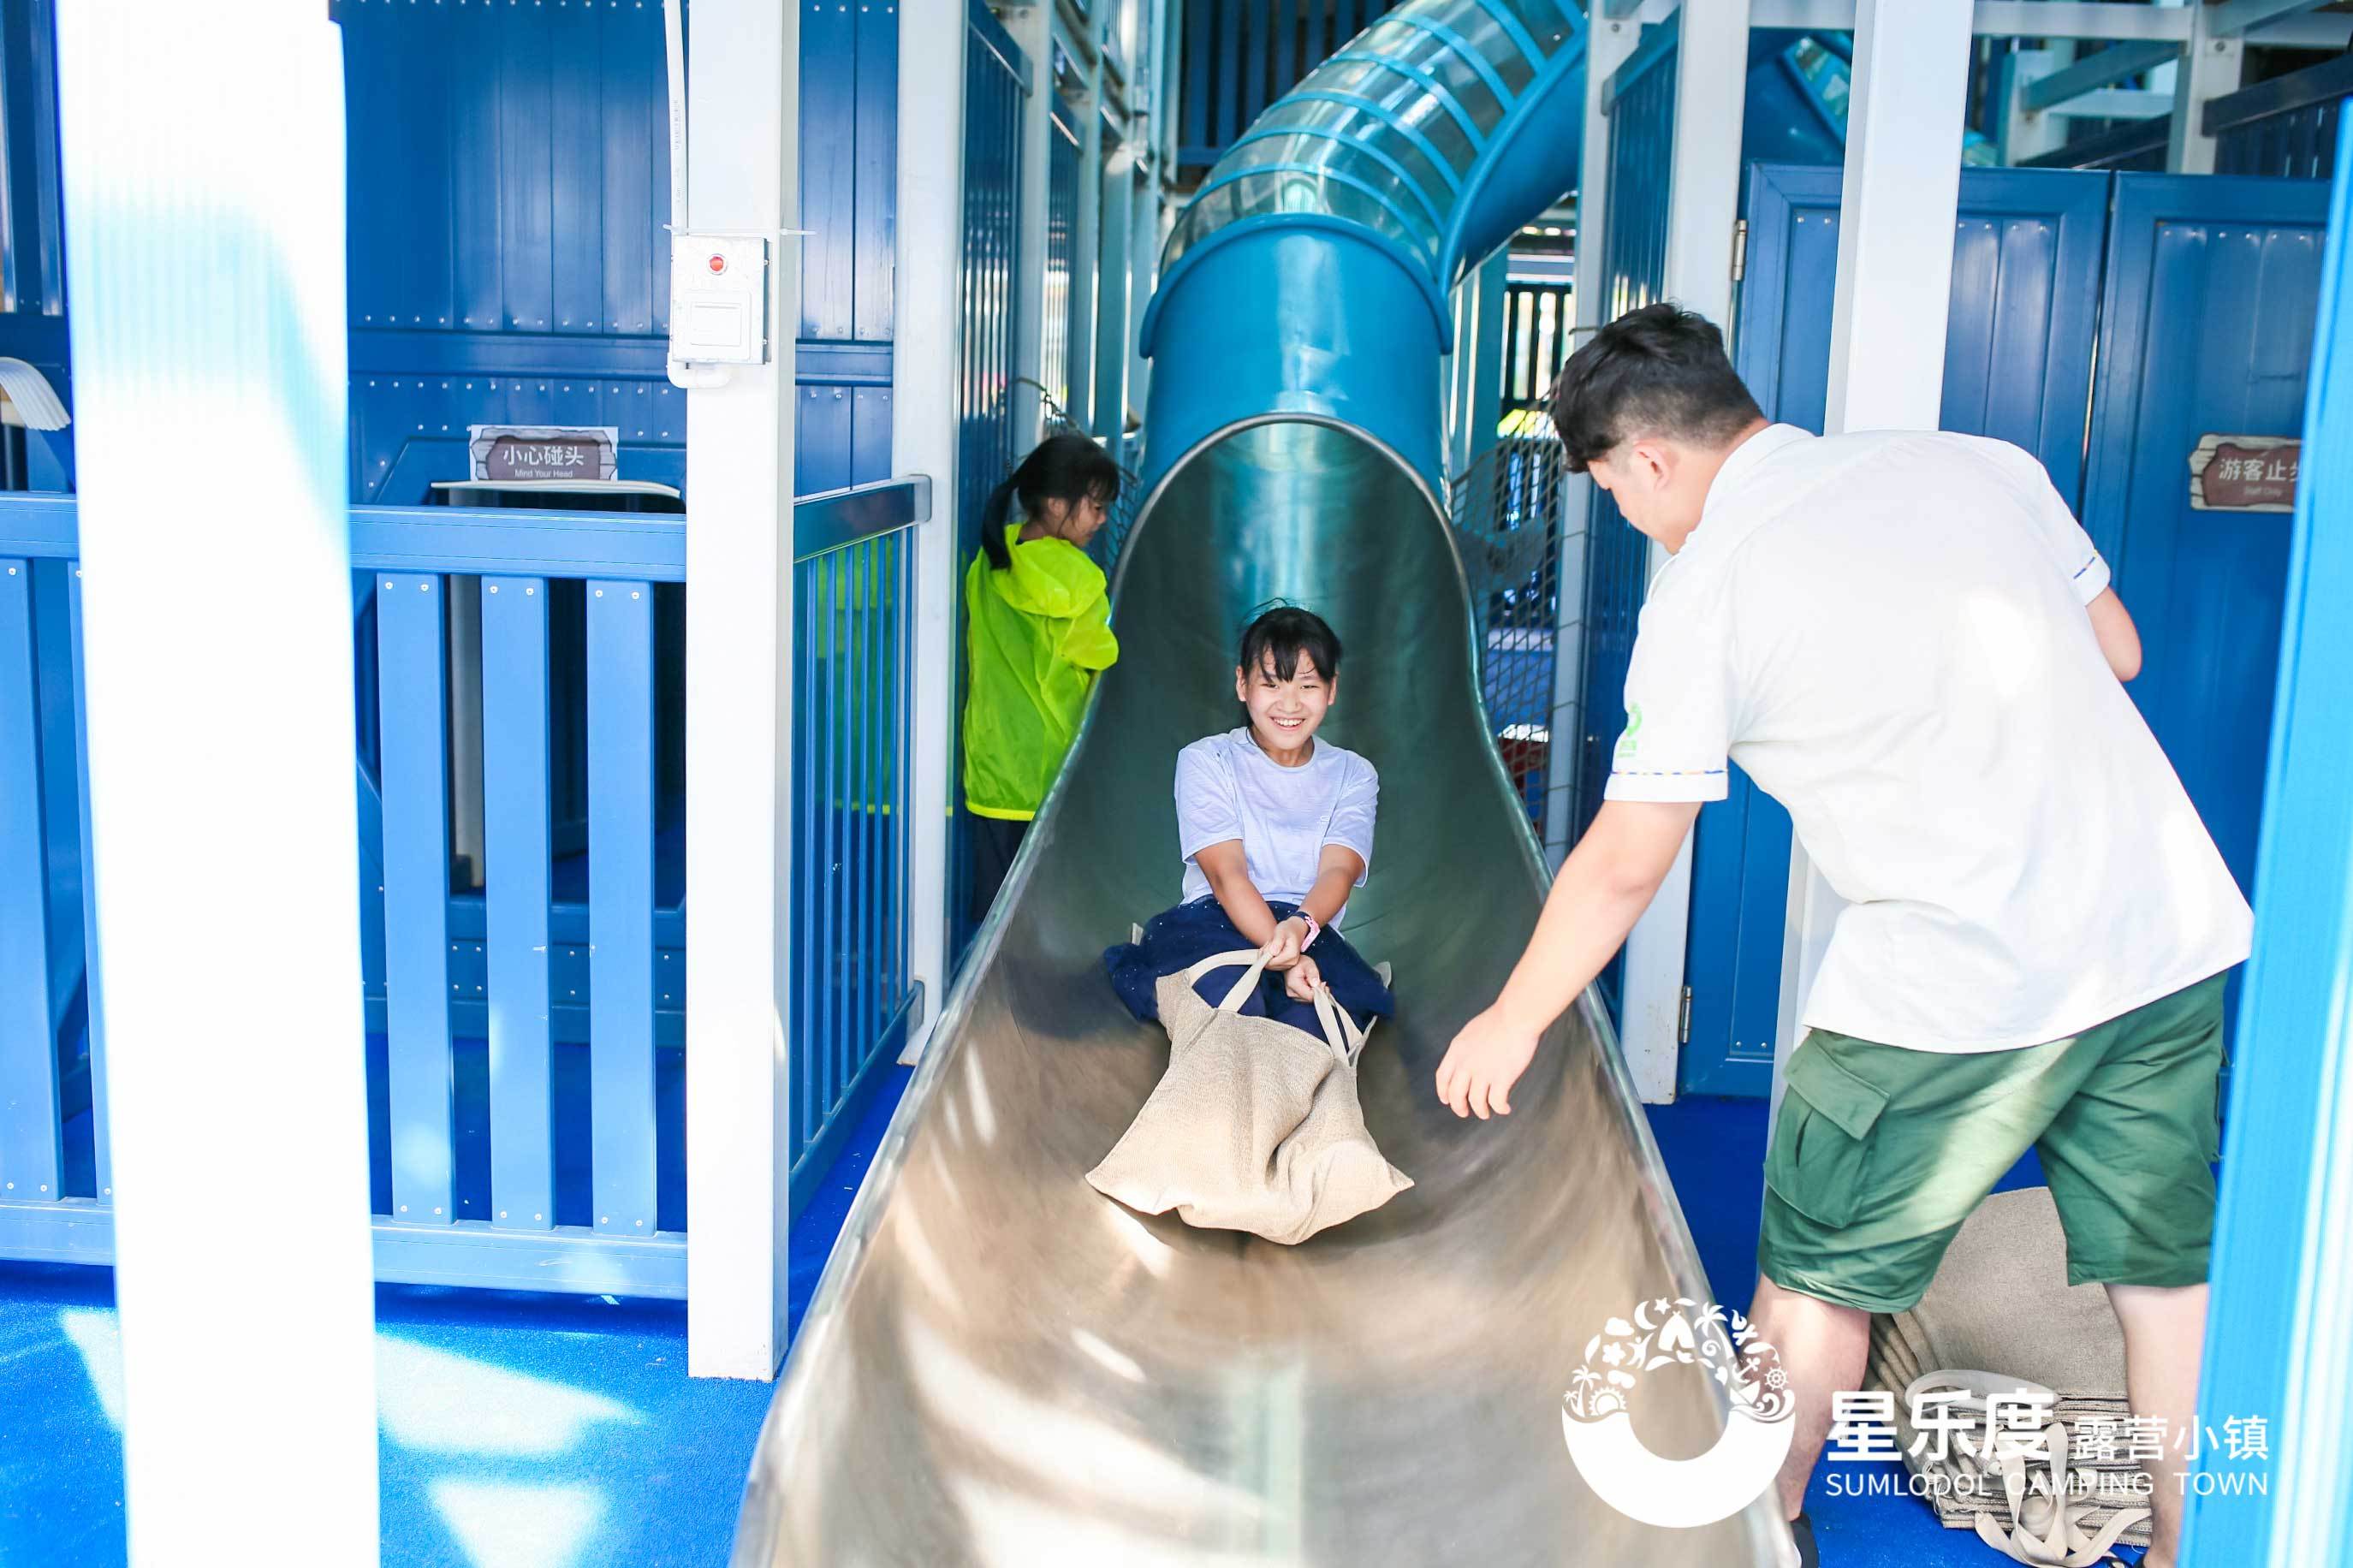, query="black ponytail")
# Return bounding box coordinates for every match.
[979,475,1021,570]
[978,432,1122,570]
